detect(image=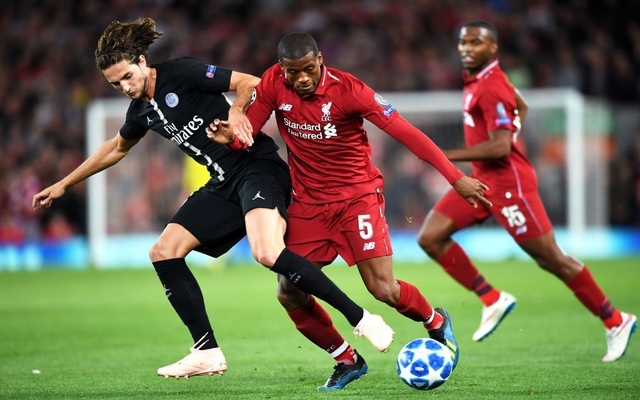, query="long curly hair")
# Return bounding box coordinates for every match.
[95,17,162,71]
